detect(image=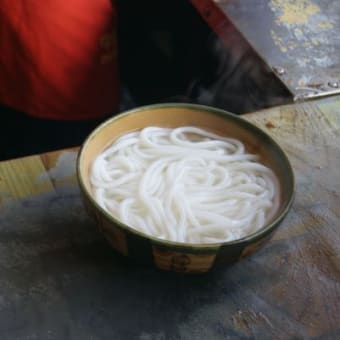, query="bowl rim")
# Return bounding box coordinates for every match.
[77,102,295,249]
